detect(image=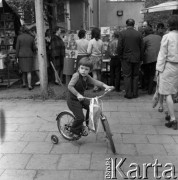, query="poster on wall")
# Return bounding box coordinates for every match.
[101,27,110,35]
[101,27,111,59]
[86,30,91,40]
[63,33,78,59]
